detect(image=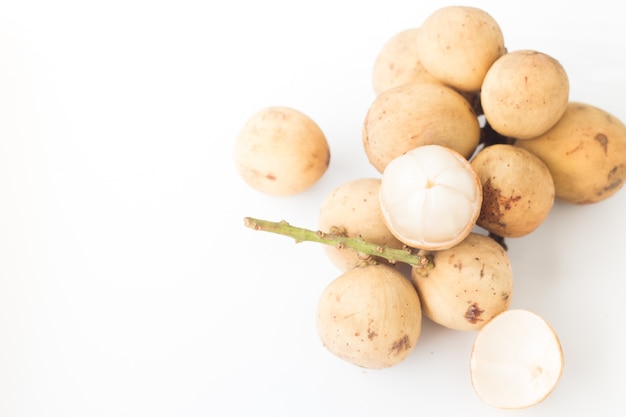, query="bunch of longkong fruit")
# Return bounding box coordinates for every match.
[235,5,626,410]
